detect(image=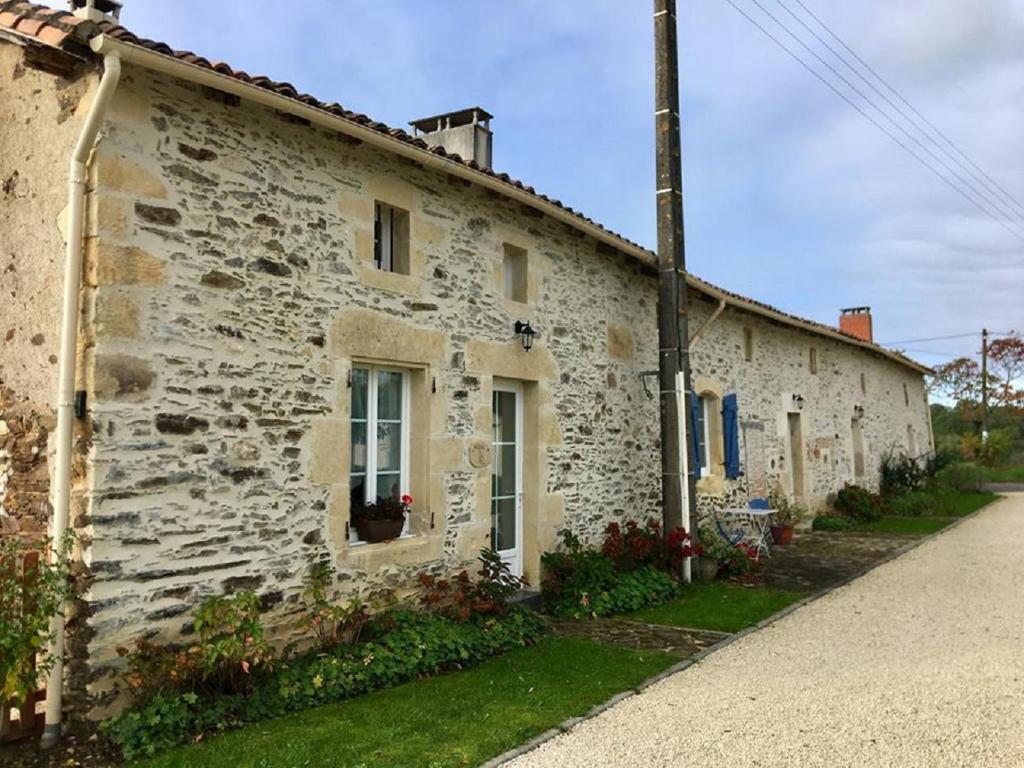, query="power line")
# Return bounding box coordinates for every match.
[775,0,1024,230]
[880,331,1018,346]
[880,332,982,345]
[733,0,1024,242]
[720,0,1024,245]
[790,0,1024,220]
